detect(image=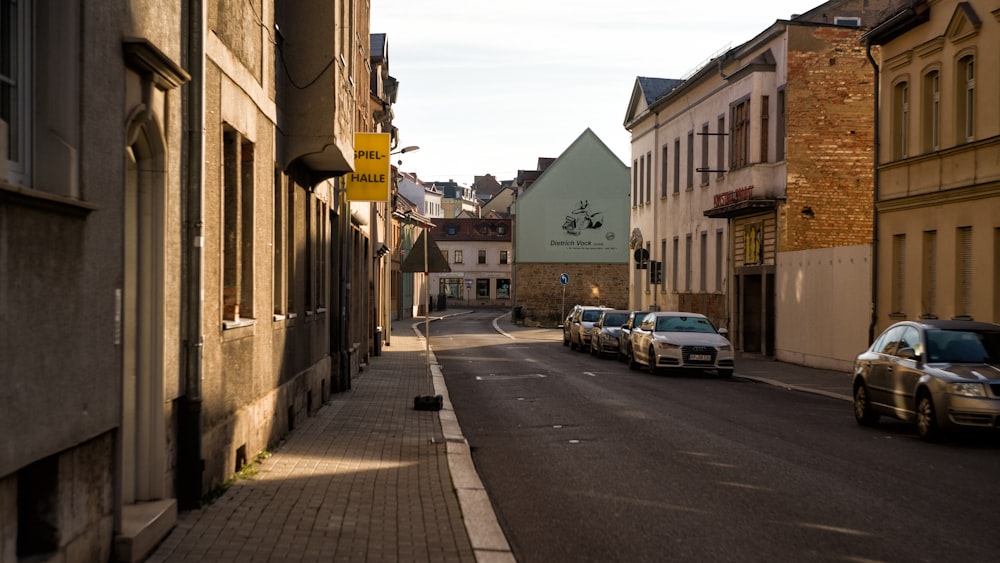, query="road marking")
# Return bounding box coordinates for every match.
[476,374,547,381]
